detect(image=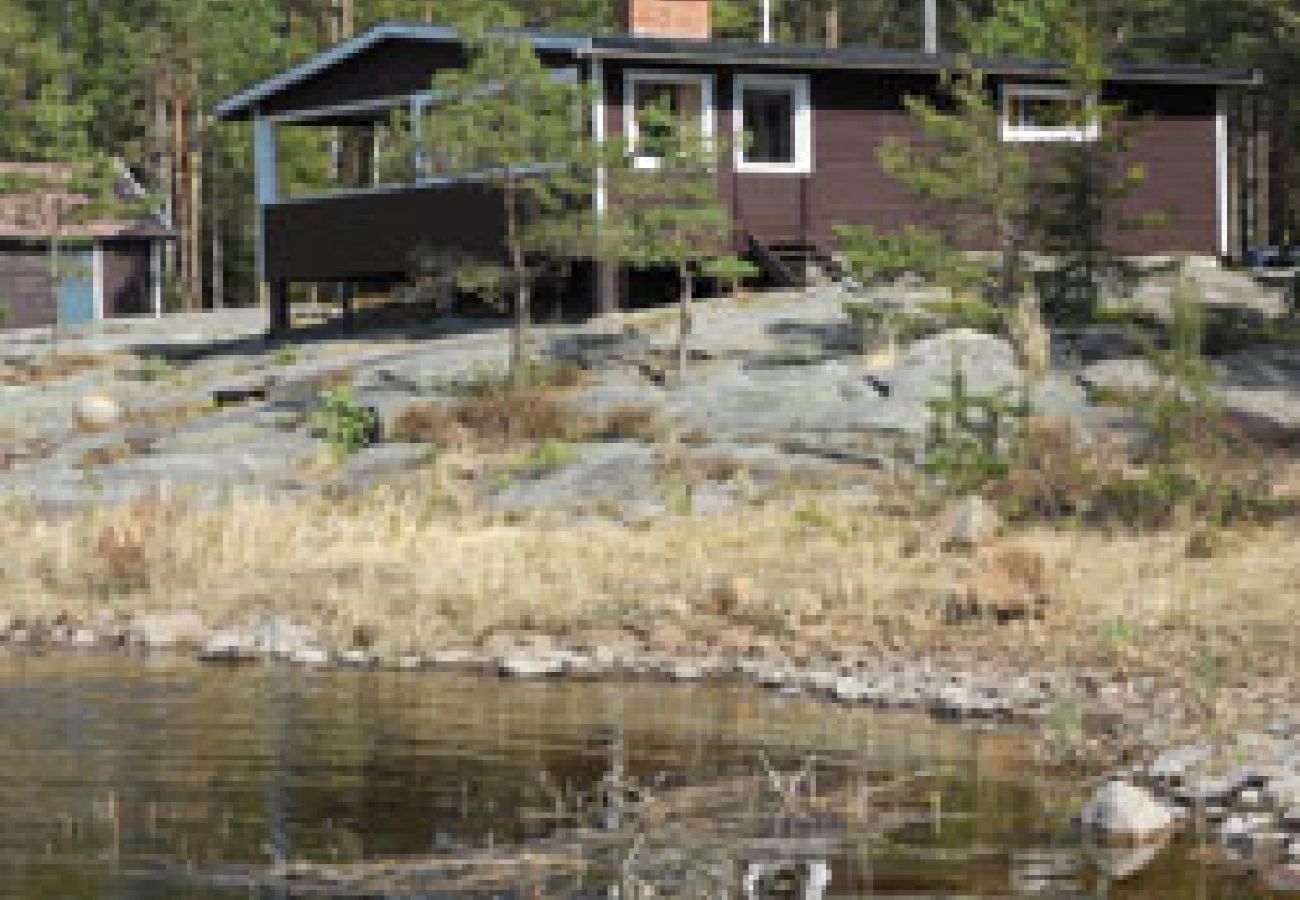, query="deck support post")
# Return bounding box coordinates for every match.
[268,280,291,336]
[591,58,619,318]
